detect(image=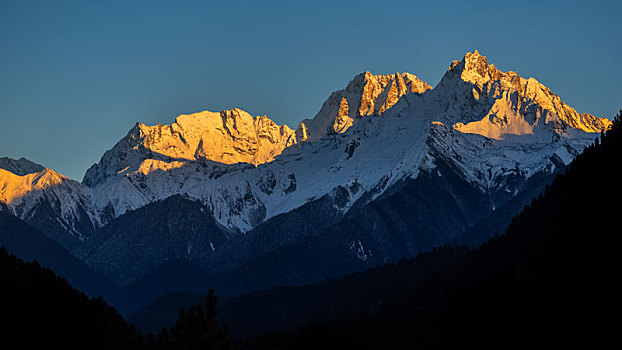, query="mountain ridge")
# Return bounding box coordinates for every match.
[296,71,432,141]
[0,50,612,290]
[83,108,300,187]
